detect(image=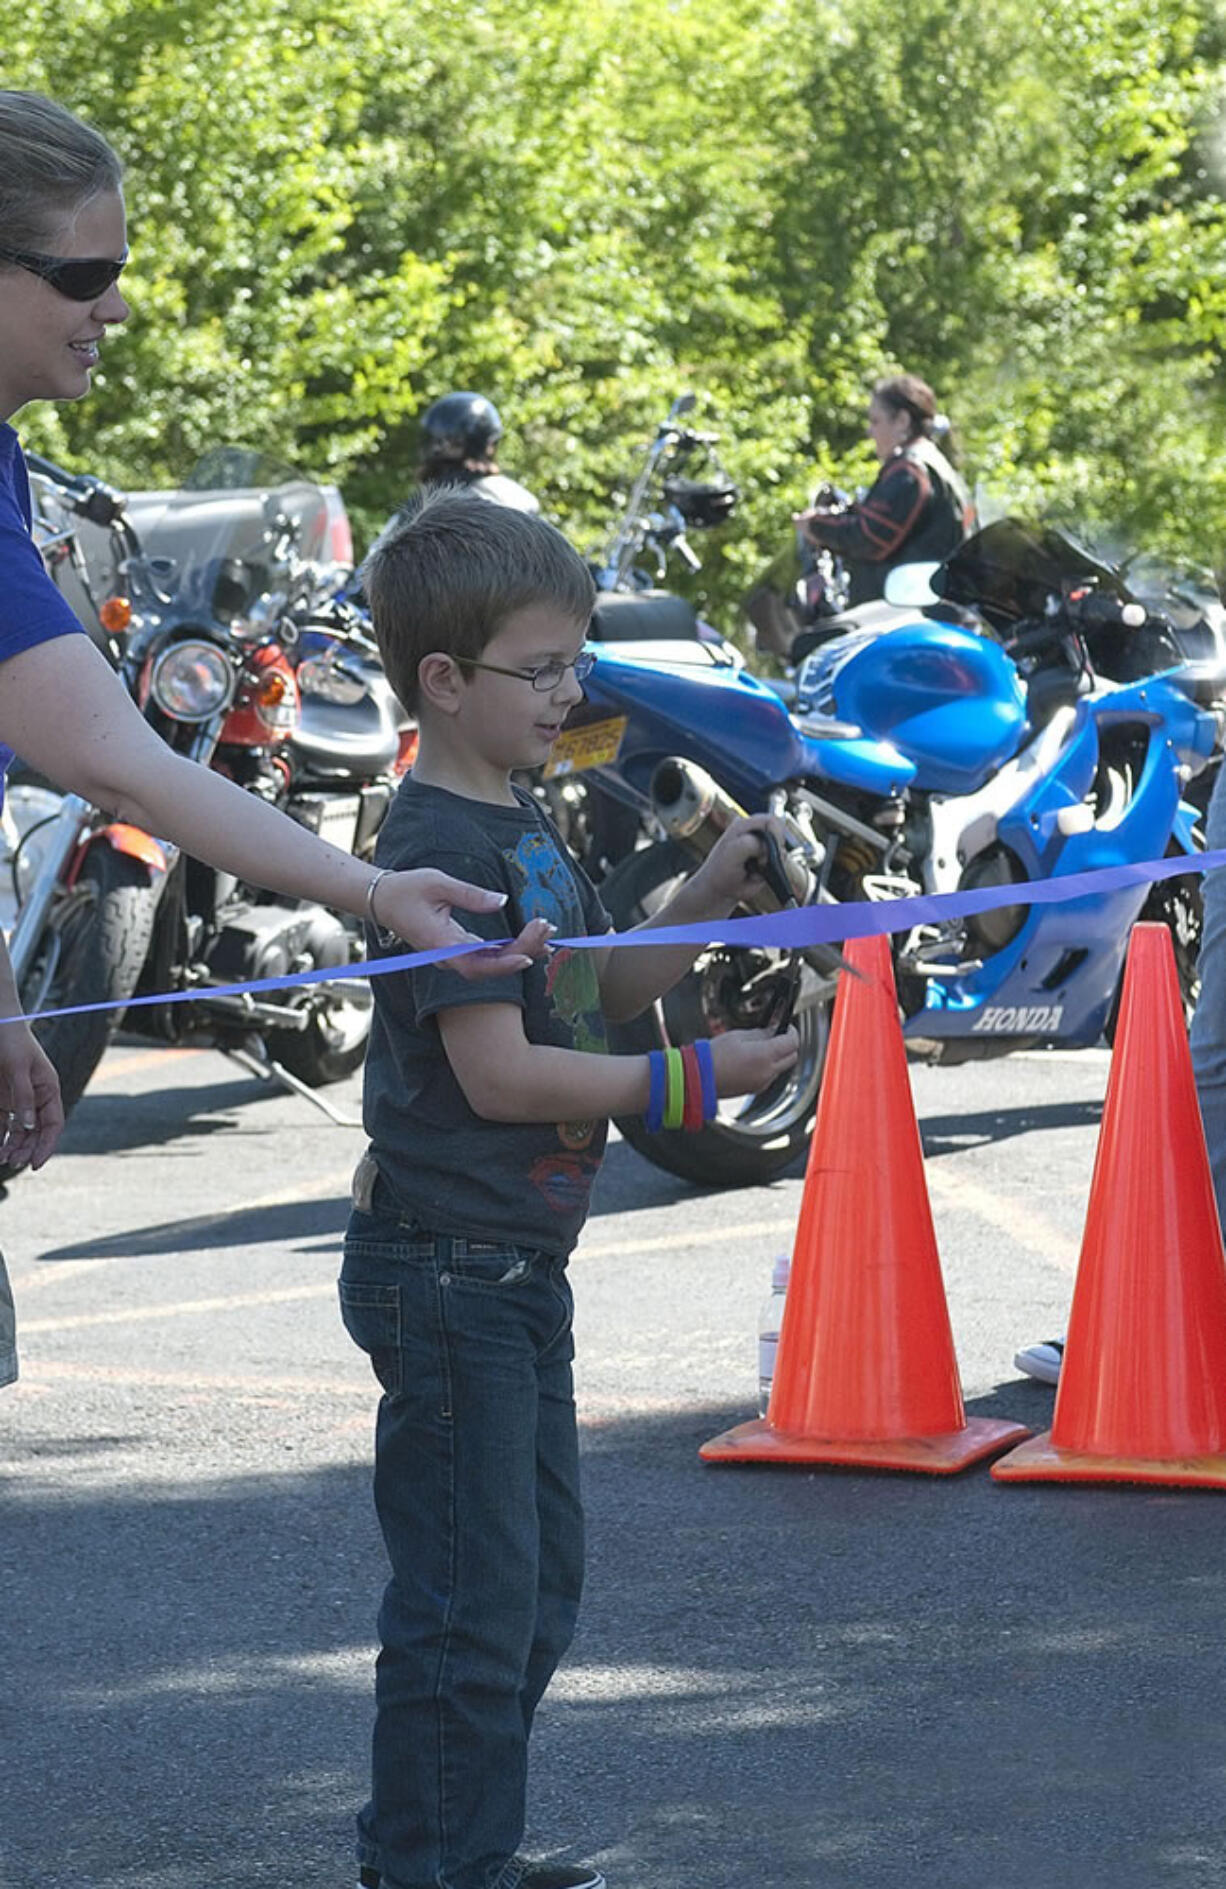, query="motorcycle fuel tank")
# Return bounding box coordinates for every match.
[796,621,1028,796]
[582,646,810,805]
